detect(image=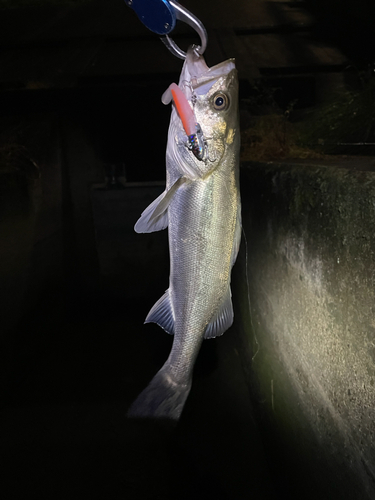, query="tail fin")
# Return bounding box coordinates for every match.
[127,365,191,421]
